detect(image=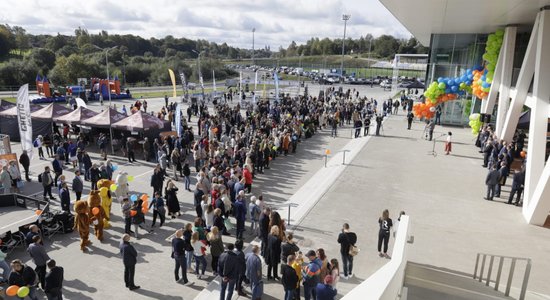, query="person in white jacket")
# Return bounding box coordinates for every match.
[116,171,129,199]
